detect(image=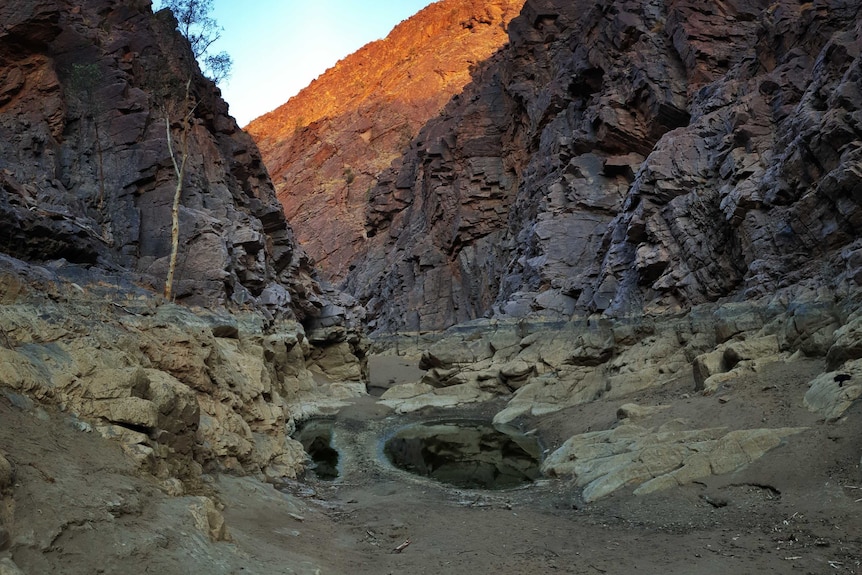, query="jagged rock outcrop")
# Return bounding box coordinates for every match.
[339,0,862,334]
[0,1,370,484]
[247,0,525,283]
[0,0,321,320]
[0,256,367,482]
[375,292,862,420]
[542,422,807,502]
[375,291,862,499]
